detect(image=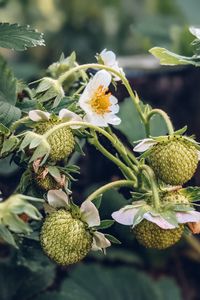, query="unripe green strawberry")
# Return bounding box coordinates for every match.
[148,136,198,185]
[40,209,92,265]
[34,167,61,191]
[133,219,184,249]
[35,120,75,162]
[162,191,189,205]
